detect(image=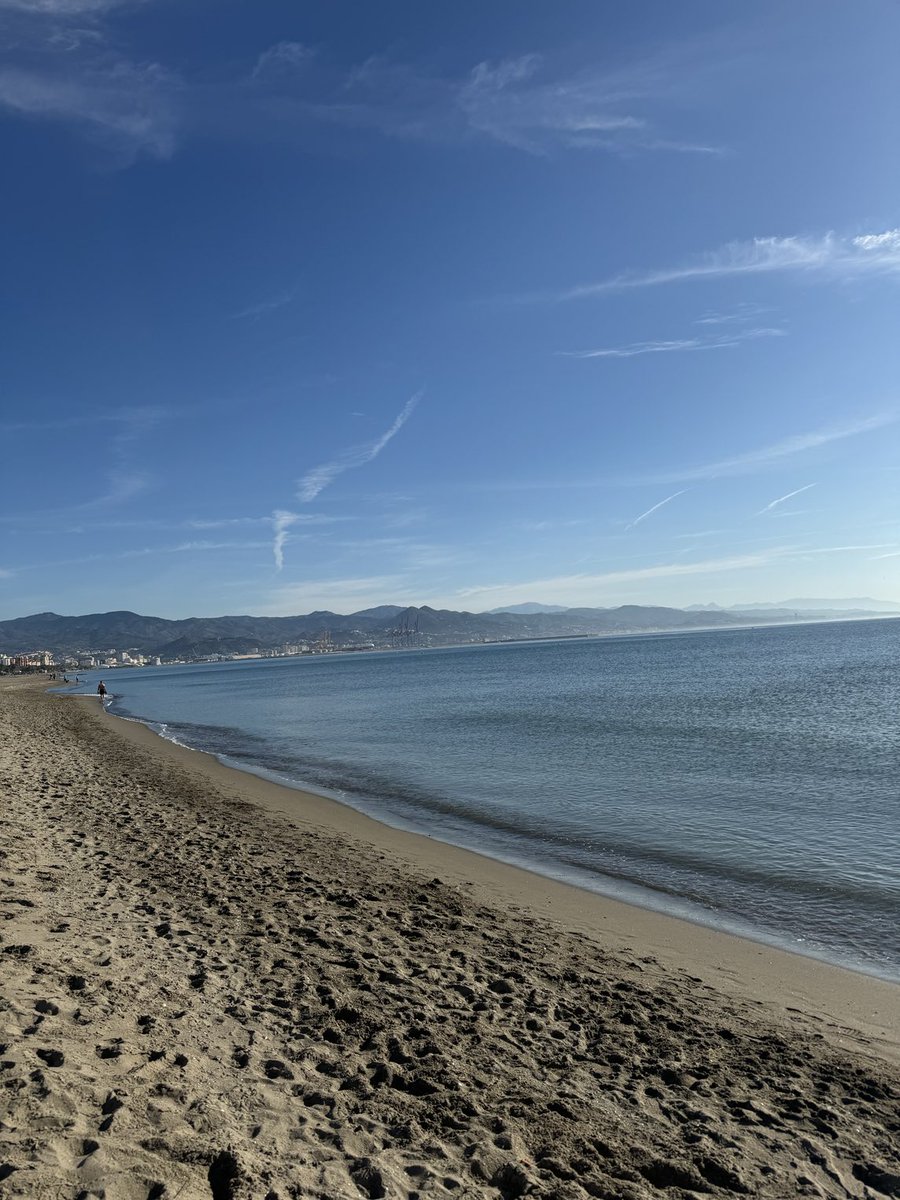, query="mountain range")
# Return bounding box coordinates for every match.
[486,603,570,615]
[2,600,897,659]
[685,597,900,617]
